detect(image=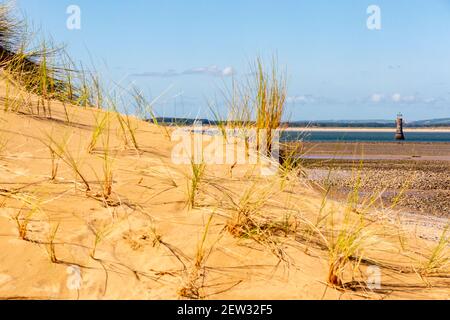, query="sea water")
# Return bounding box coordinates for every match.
[281,131,450,143]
